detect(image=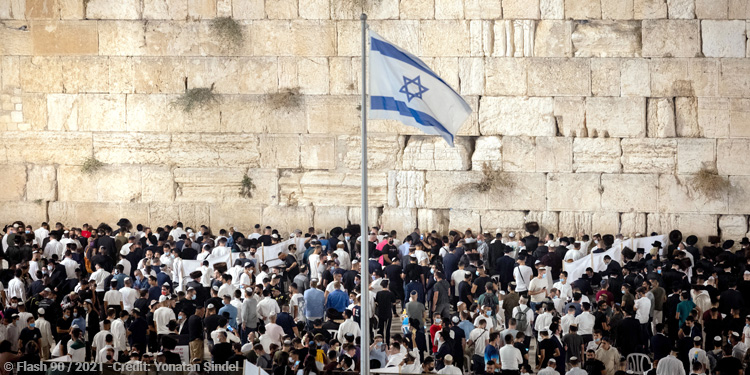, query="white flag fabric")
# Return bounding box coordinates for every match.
[368,30,472,147]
